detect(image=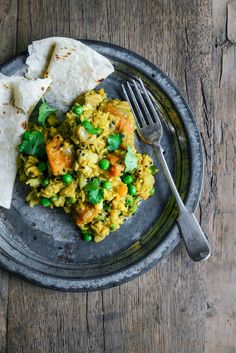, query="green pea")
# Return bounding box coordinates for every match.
[41,179,49,187]
[128,184,136,196]
[99,159,110,170]
[103,180,112,190]
[125,198,132,205]
[69,196,77,204]
[122,174,134,184]
[23,131,31,140]
[62,173,73,185]
[150,165,158,175]
[18,143,24,152]
[150,187,156,196]
[38,162,47,172]
[82,233,93,241]
[73,103,83,116]
[50,194,58,202]
[110,224,116,231]
[39,197,51,207]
